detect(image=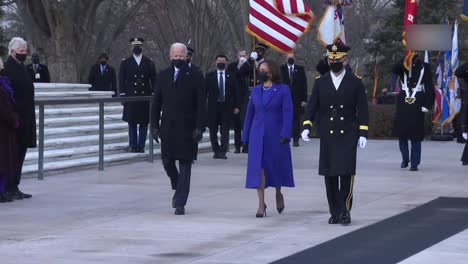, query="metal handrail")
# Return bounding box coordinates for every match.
[35,96,154,180]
